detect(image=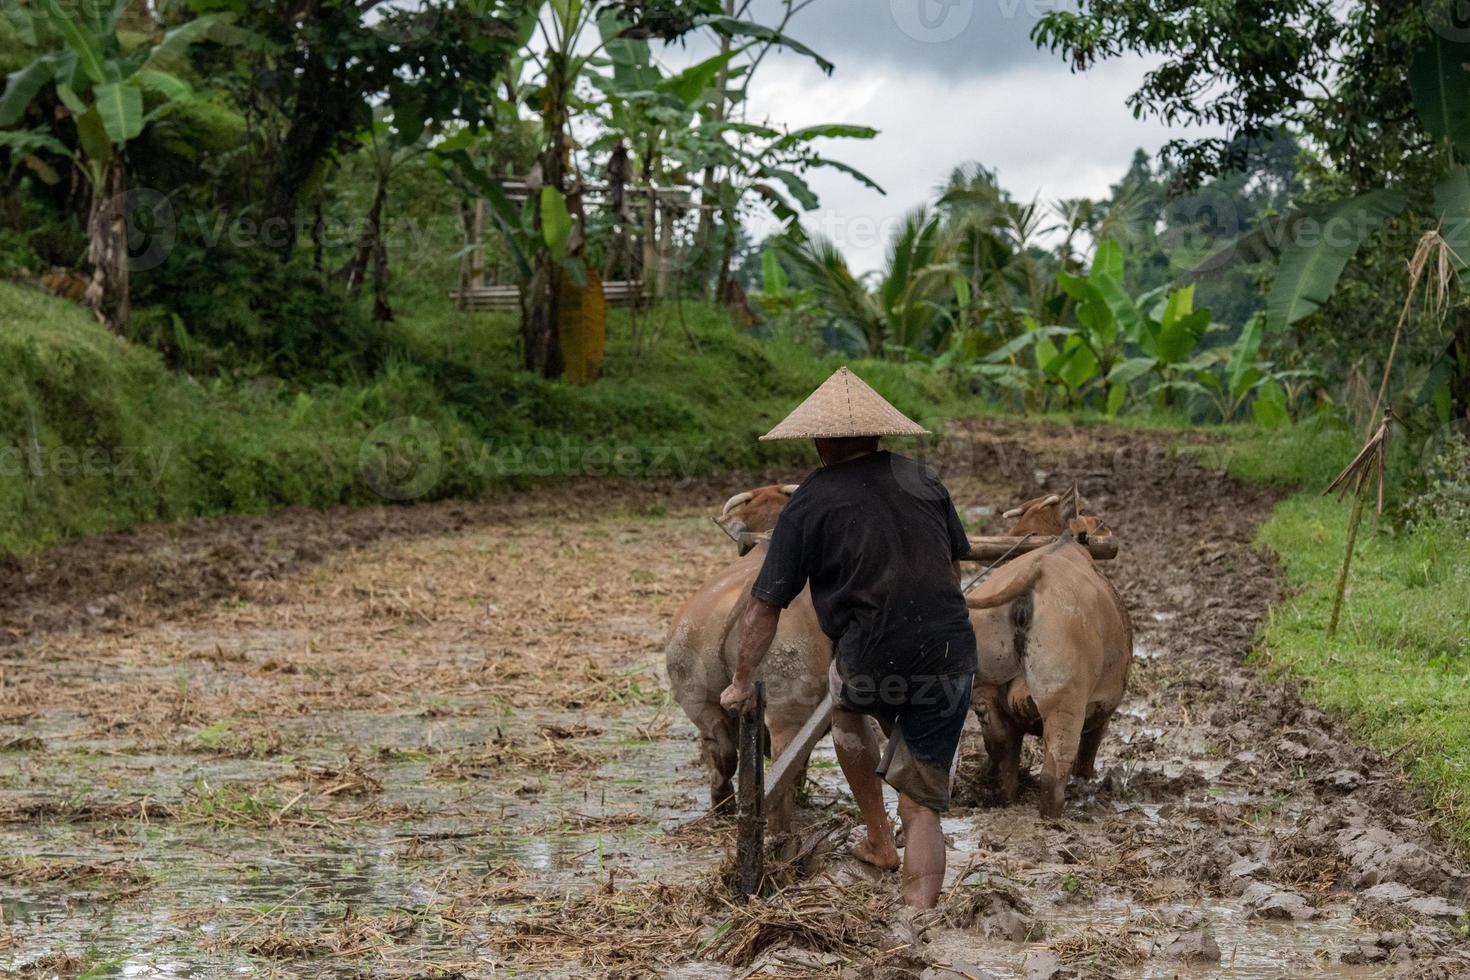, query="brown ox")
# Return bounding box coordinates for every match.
[665,485,826,829]
[966,495,1132,817]
[1002,492,1111,543]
